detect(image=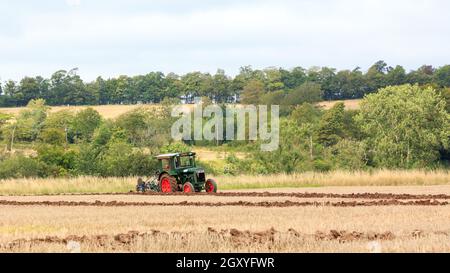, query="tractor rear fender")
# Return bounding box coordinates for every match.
[158,172,169,181]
